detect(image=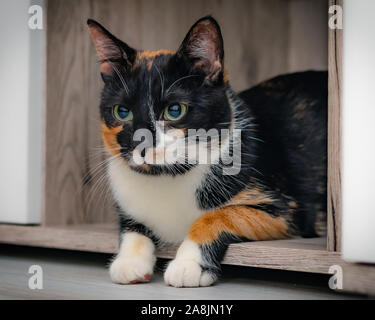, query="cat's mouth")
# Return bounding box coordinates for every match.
[124,147,195,176]
[127,161,195,176]
[129,162,152,174]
